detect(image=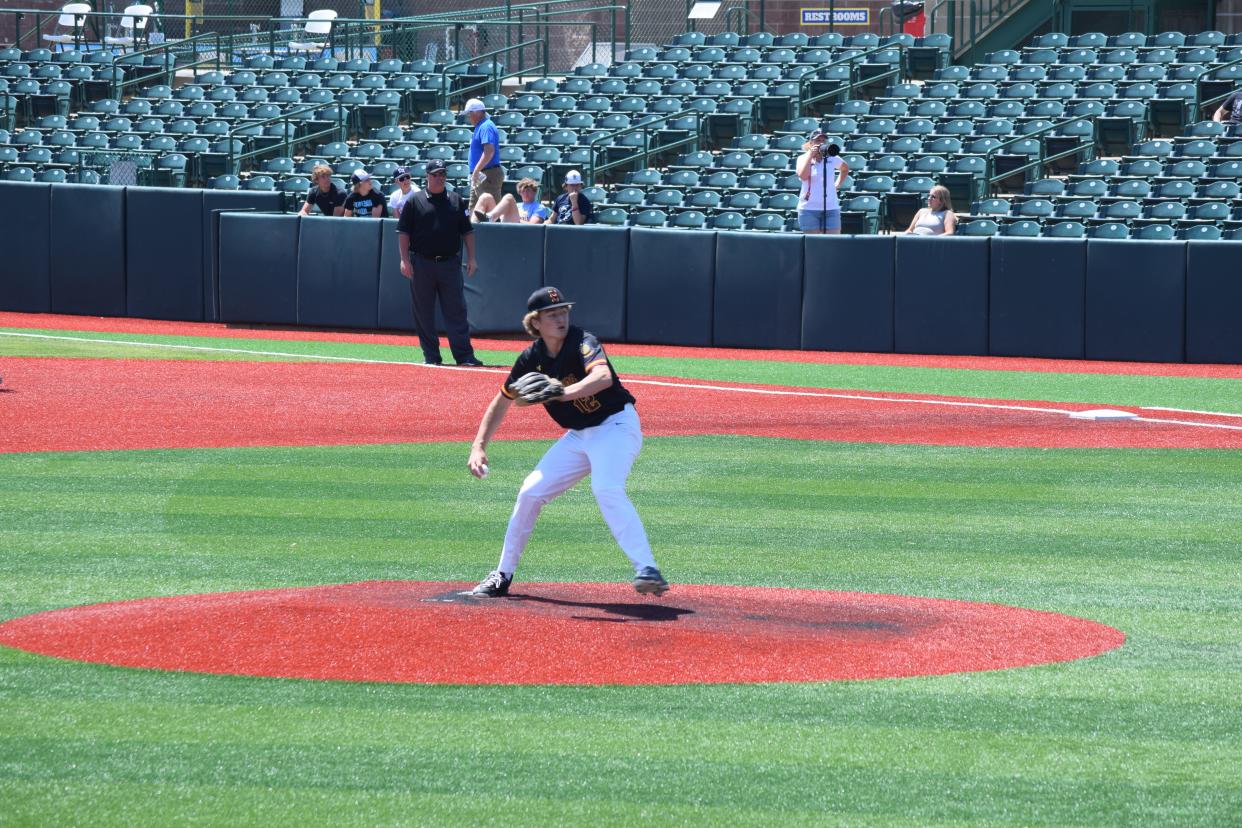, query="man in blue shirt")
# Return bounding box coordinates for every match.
[464,98,504,218]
